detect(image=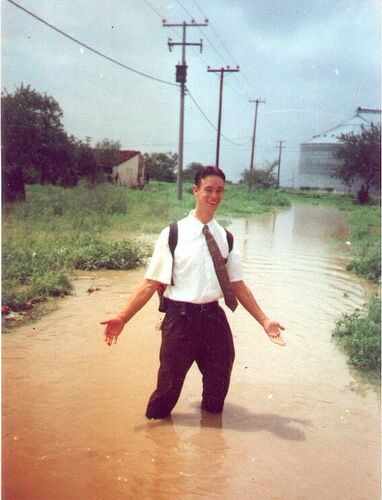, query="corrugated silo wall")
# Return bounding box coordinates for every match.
[297,143,348,191]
